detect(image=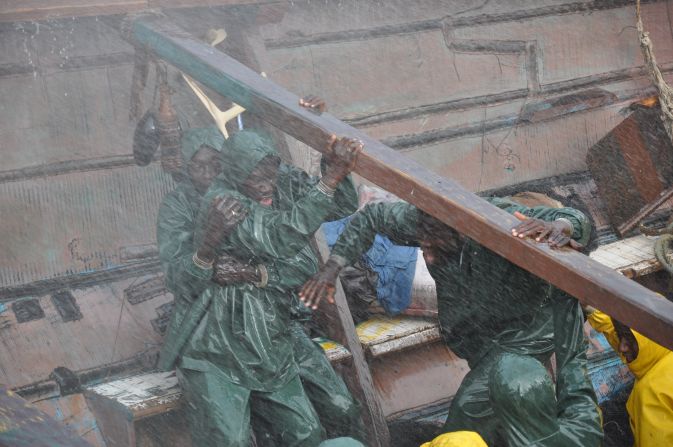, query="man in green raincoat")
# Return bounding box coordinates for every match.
[199,128,365,443]
[300,199,604,446]
[157,122,361,446]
